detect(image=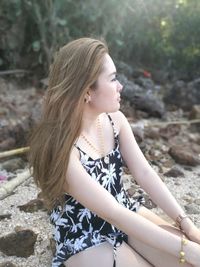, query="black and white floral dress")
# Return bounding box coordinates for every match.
[50,115,145,267]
